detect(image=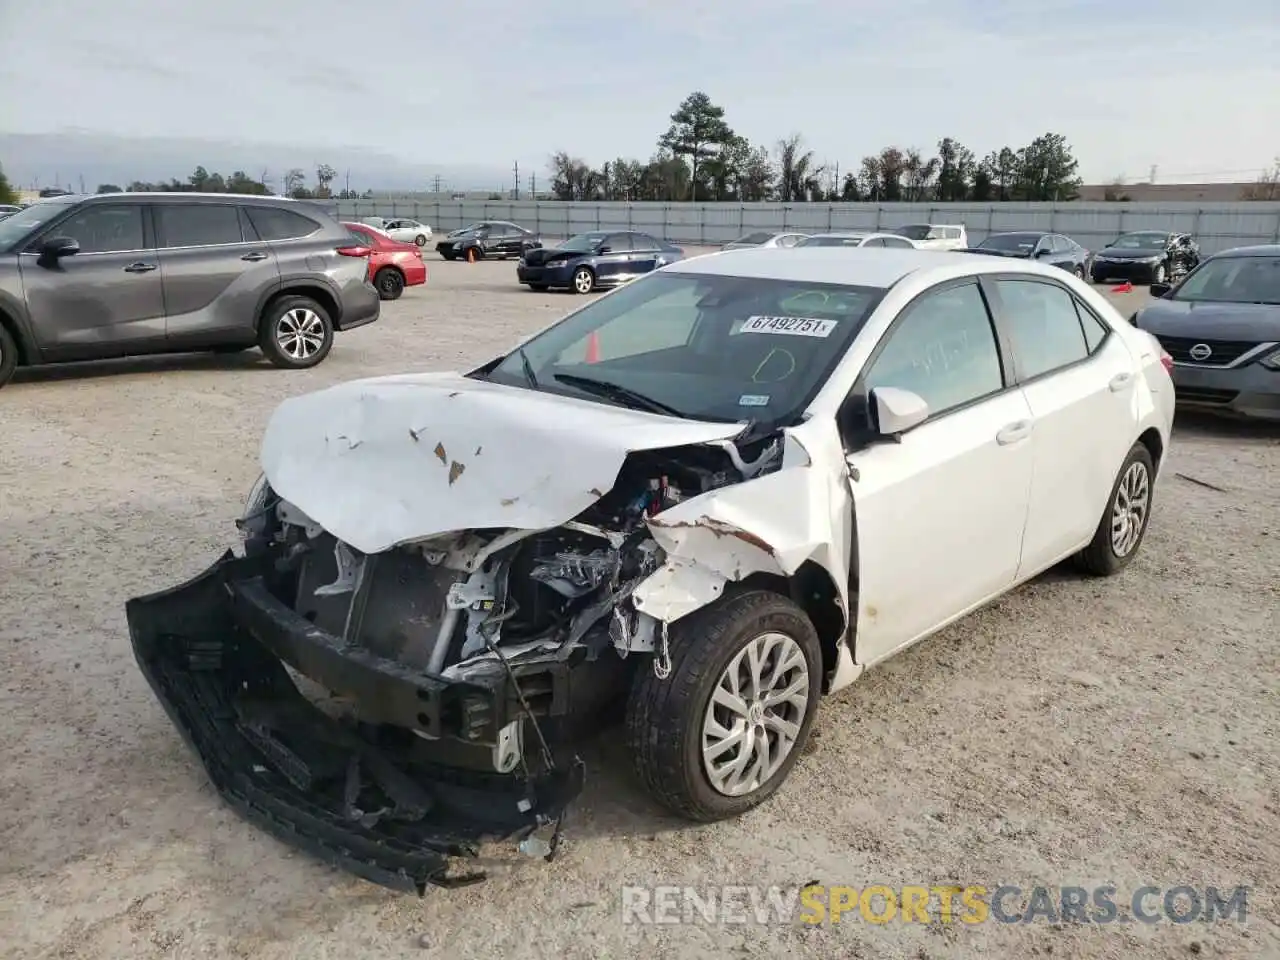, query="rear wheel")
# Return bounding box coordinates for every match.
[258,295,334,369]
[1073,442,1156,576]
[572,266,595,294]
[0,323,18,388]
[374,267,406,300]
